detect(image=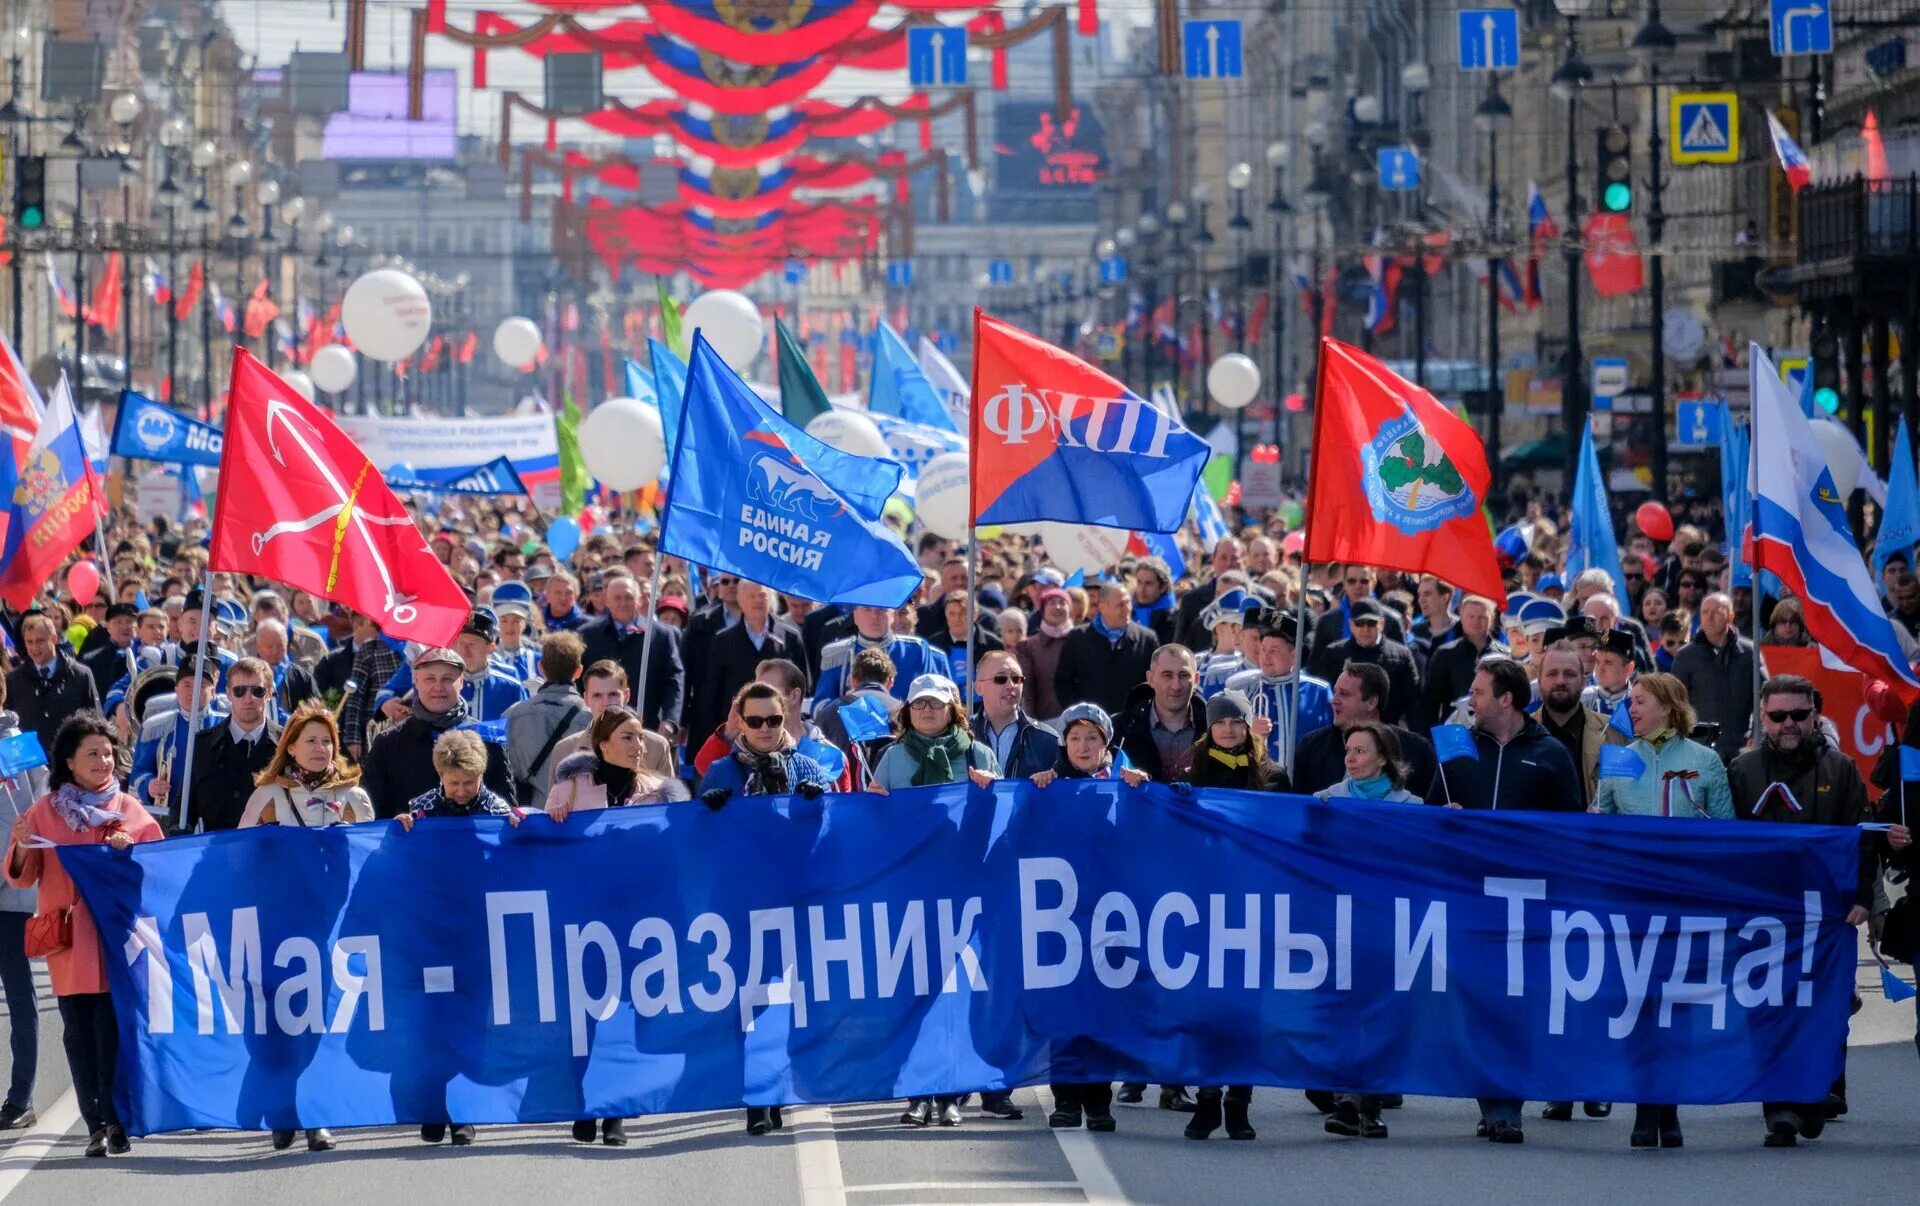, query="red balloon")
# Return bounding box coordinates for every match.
[66,561,101,607]
[1635,501,1674,543]
[1281,530,1306,554]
